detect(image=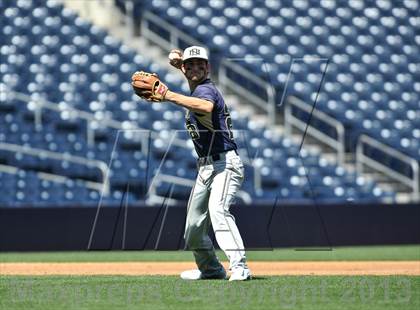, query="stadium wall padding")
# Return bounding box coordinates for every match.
[0,203,419,251]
